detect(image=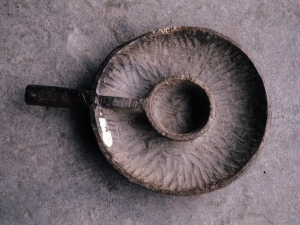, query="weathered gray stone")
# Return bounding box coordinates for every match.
[1,0,300,224]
